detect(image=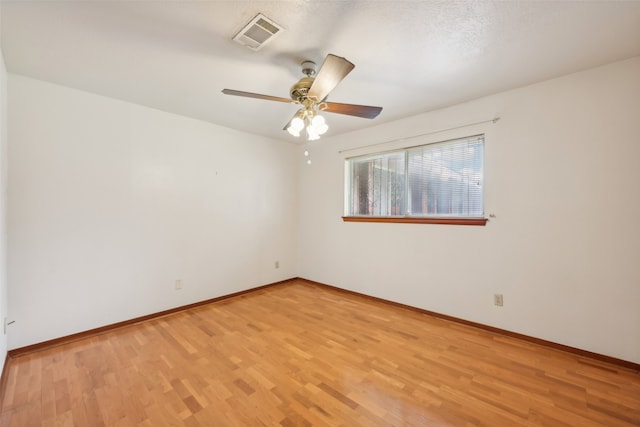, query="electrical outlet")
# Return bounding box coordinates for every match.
[175,280,183,290]
[275,261,279,269]
[494,293,504,307]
